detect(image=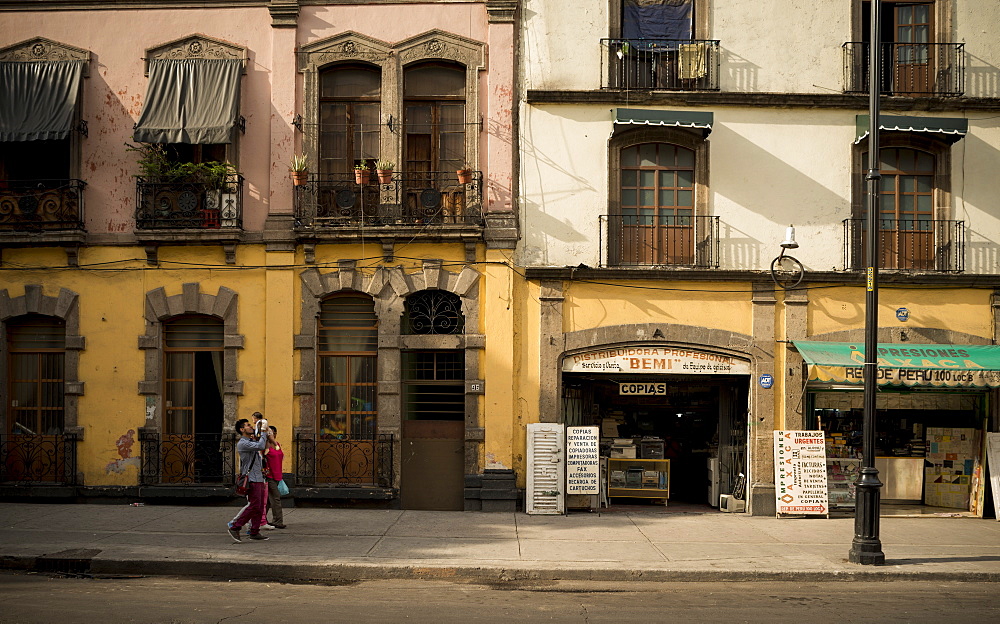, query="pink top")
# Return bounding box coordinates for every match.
[265,444,284,481]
